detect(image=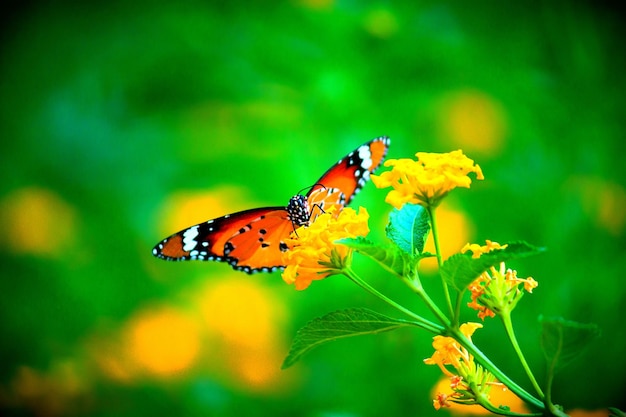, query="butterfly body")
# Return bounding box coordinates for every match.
[286,194,312,228]
[153,137,390,273]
